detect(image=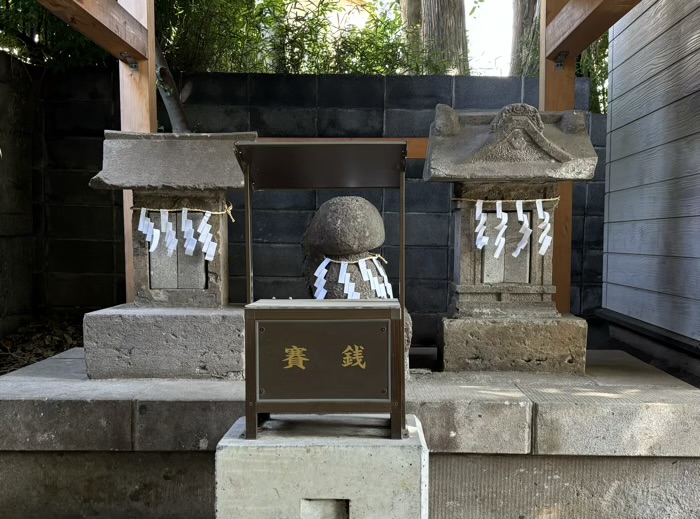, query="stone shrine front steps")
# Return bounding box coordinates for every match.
[1,349,699,518]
